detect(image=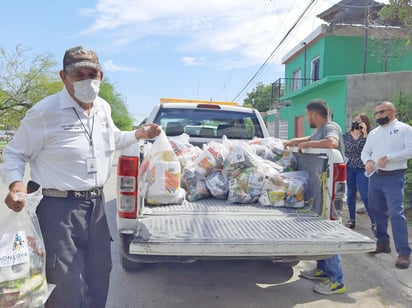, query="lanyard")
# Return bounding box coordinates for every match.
[73,107,95,147]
